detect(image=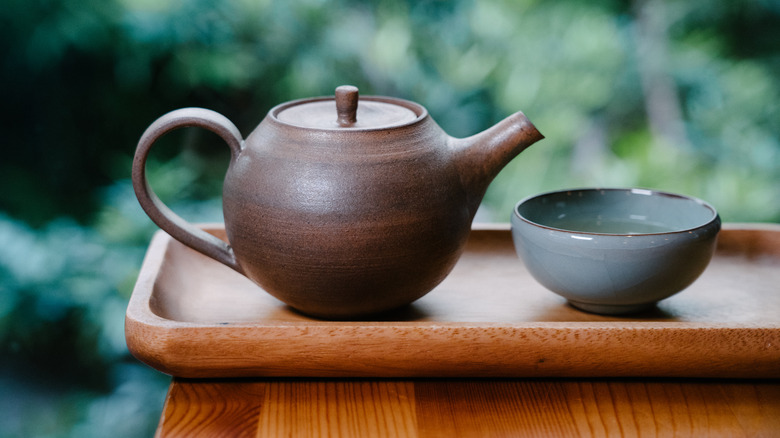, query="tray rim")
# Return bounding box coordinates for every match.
[125,223,780,378]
